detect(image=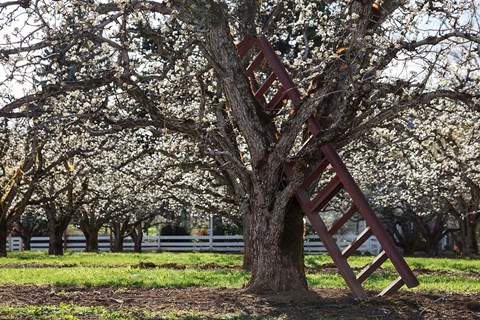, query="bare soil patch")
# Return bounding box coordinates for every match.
[0,285,478,319]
